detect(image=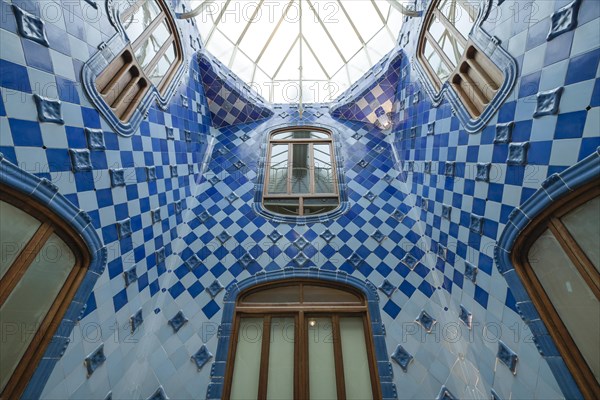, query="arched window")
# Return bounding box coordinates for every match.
[263,127,339,216]
[0,184,90,399]
[417,0,503,117]
[513,180,600,398]
[223,281,381,399]
[95,0,183,122]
